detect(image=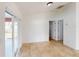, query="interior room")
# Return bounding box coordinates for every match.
[0,2,79,57]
